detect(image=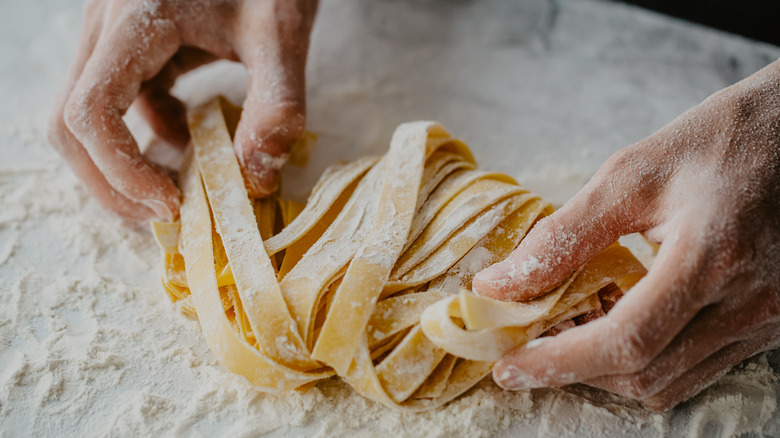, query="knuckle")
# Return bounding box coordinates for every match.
[725,85,763,122]
[588,143,662,229]
[594,146,638,183]
[63,91,97,134]
[719,80,780,130]
[62,99,82,134]
[63,87,117,138]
